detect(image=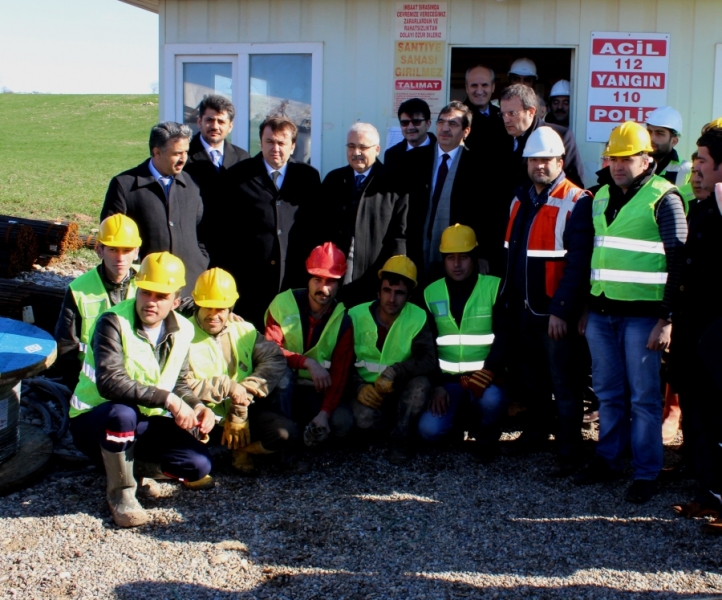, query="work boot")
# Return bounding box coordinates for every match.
[231,450,258,476]
[572,456,624,485]
[243,441,275,455]
[182,475,215,490]
[100,446,150,528]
